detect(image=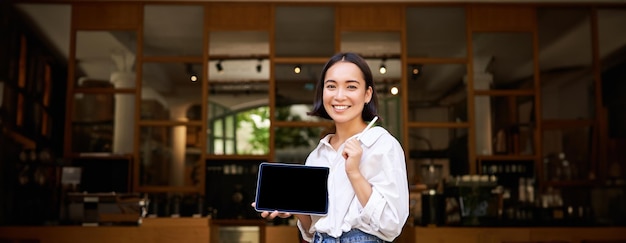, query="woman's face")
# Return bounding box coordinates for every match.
[322,61,372,125]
